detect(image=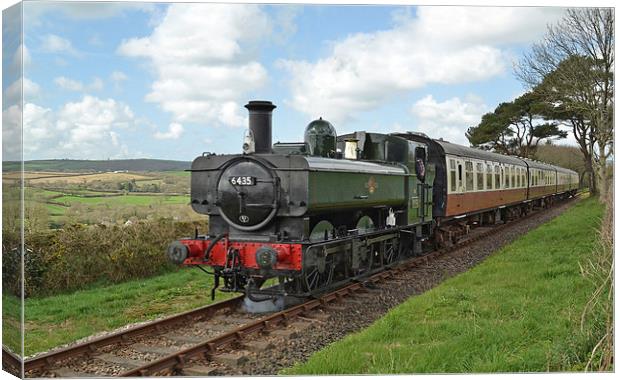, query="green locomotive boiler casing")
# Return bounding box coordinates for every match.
[304,157,407,213]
